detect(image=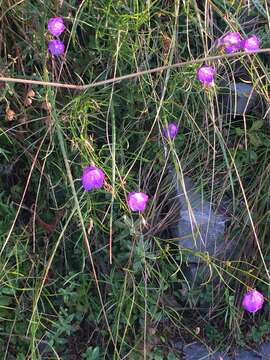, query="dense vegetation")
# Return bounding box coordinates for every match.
[1,1,270,359]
